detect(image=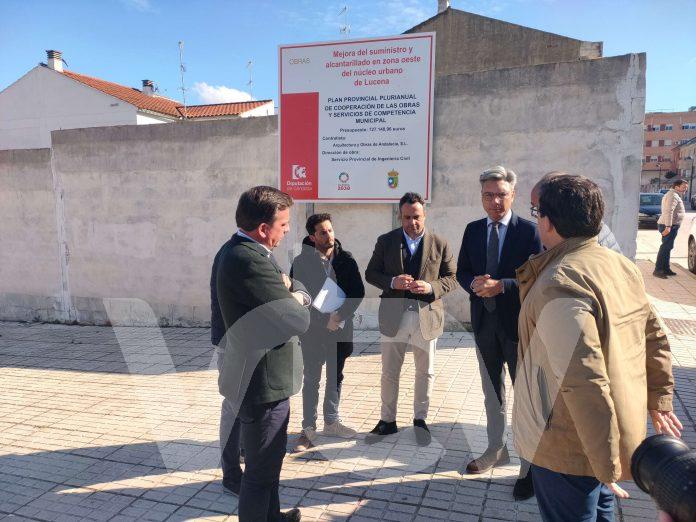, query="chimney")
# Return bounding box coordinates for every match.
[46,50,63,72]
[142,79,154,96]
[437,0,450,13]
